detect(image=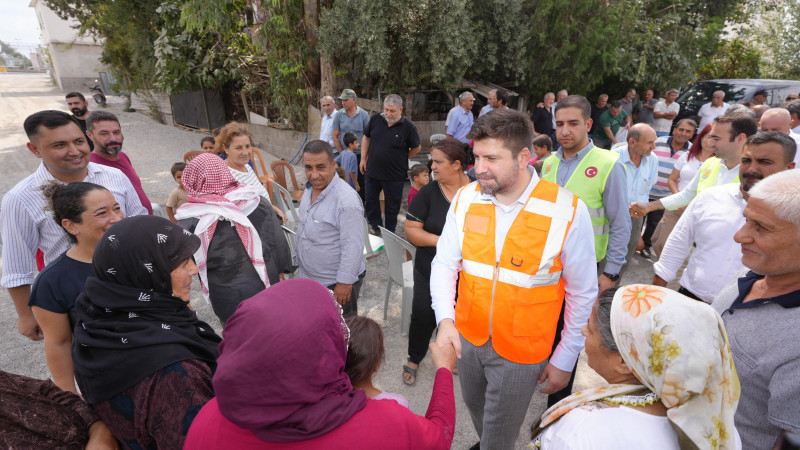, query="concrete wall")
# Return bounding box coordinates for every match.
[48,43,106,91]
[250,123,309,162]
